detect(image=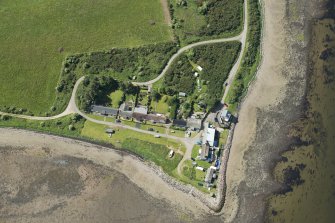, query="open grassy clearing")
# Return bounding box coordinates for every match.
[170,0,244,45]
[0,0,172,115]
[81,120,185,152]
[81,121,184,174]
[152,95,171,114]
[109,90,124,109]
[122,139,182,175]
